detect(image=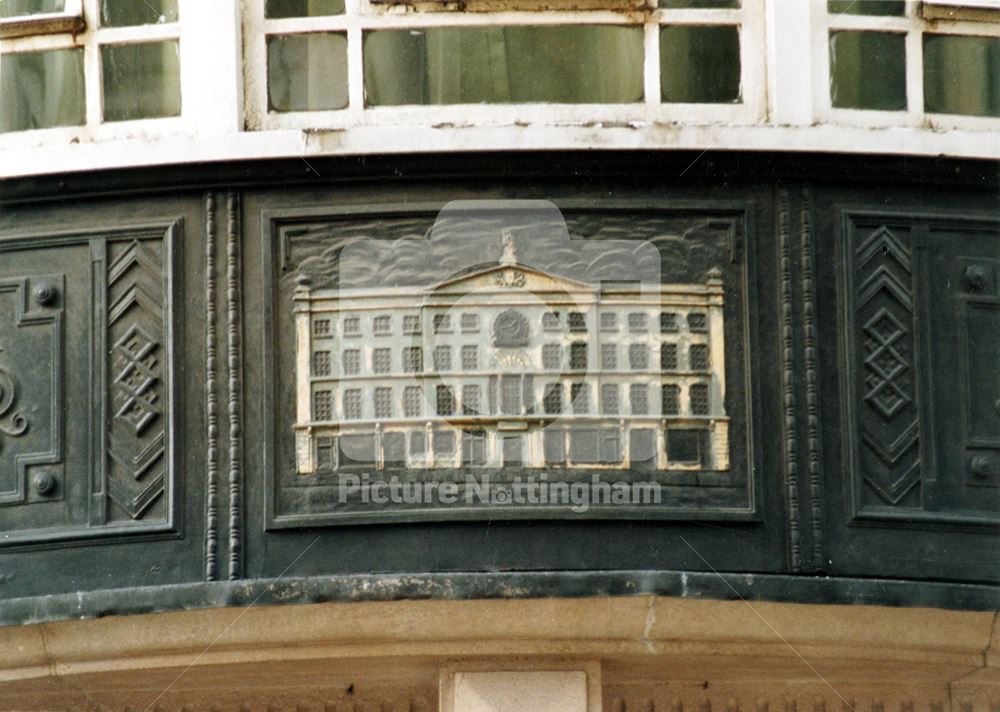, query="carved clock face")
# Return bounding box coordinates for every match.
[492,308,530,347]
